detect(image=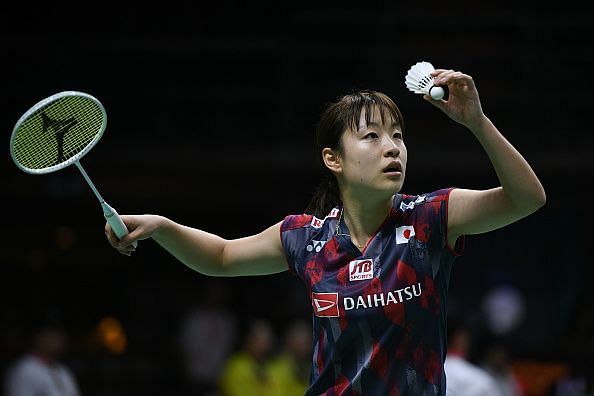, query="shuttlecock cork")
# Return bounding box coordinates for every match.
[405,61,445,100]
